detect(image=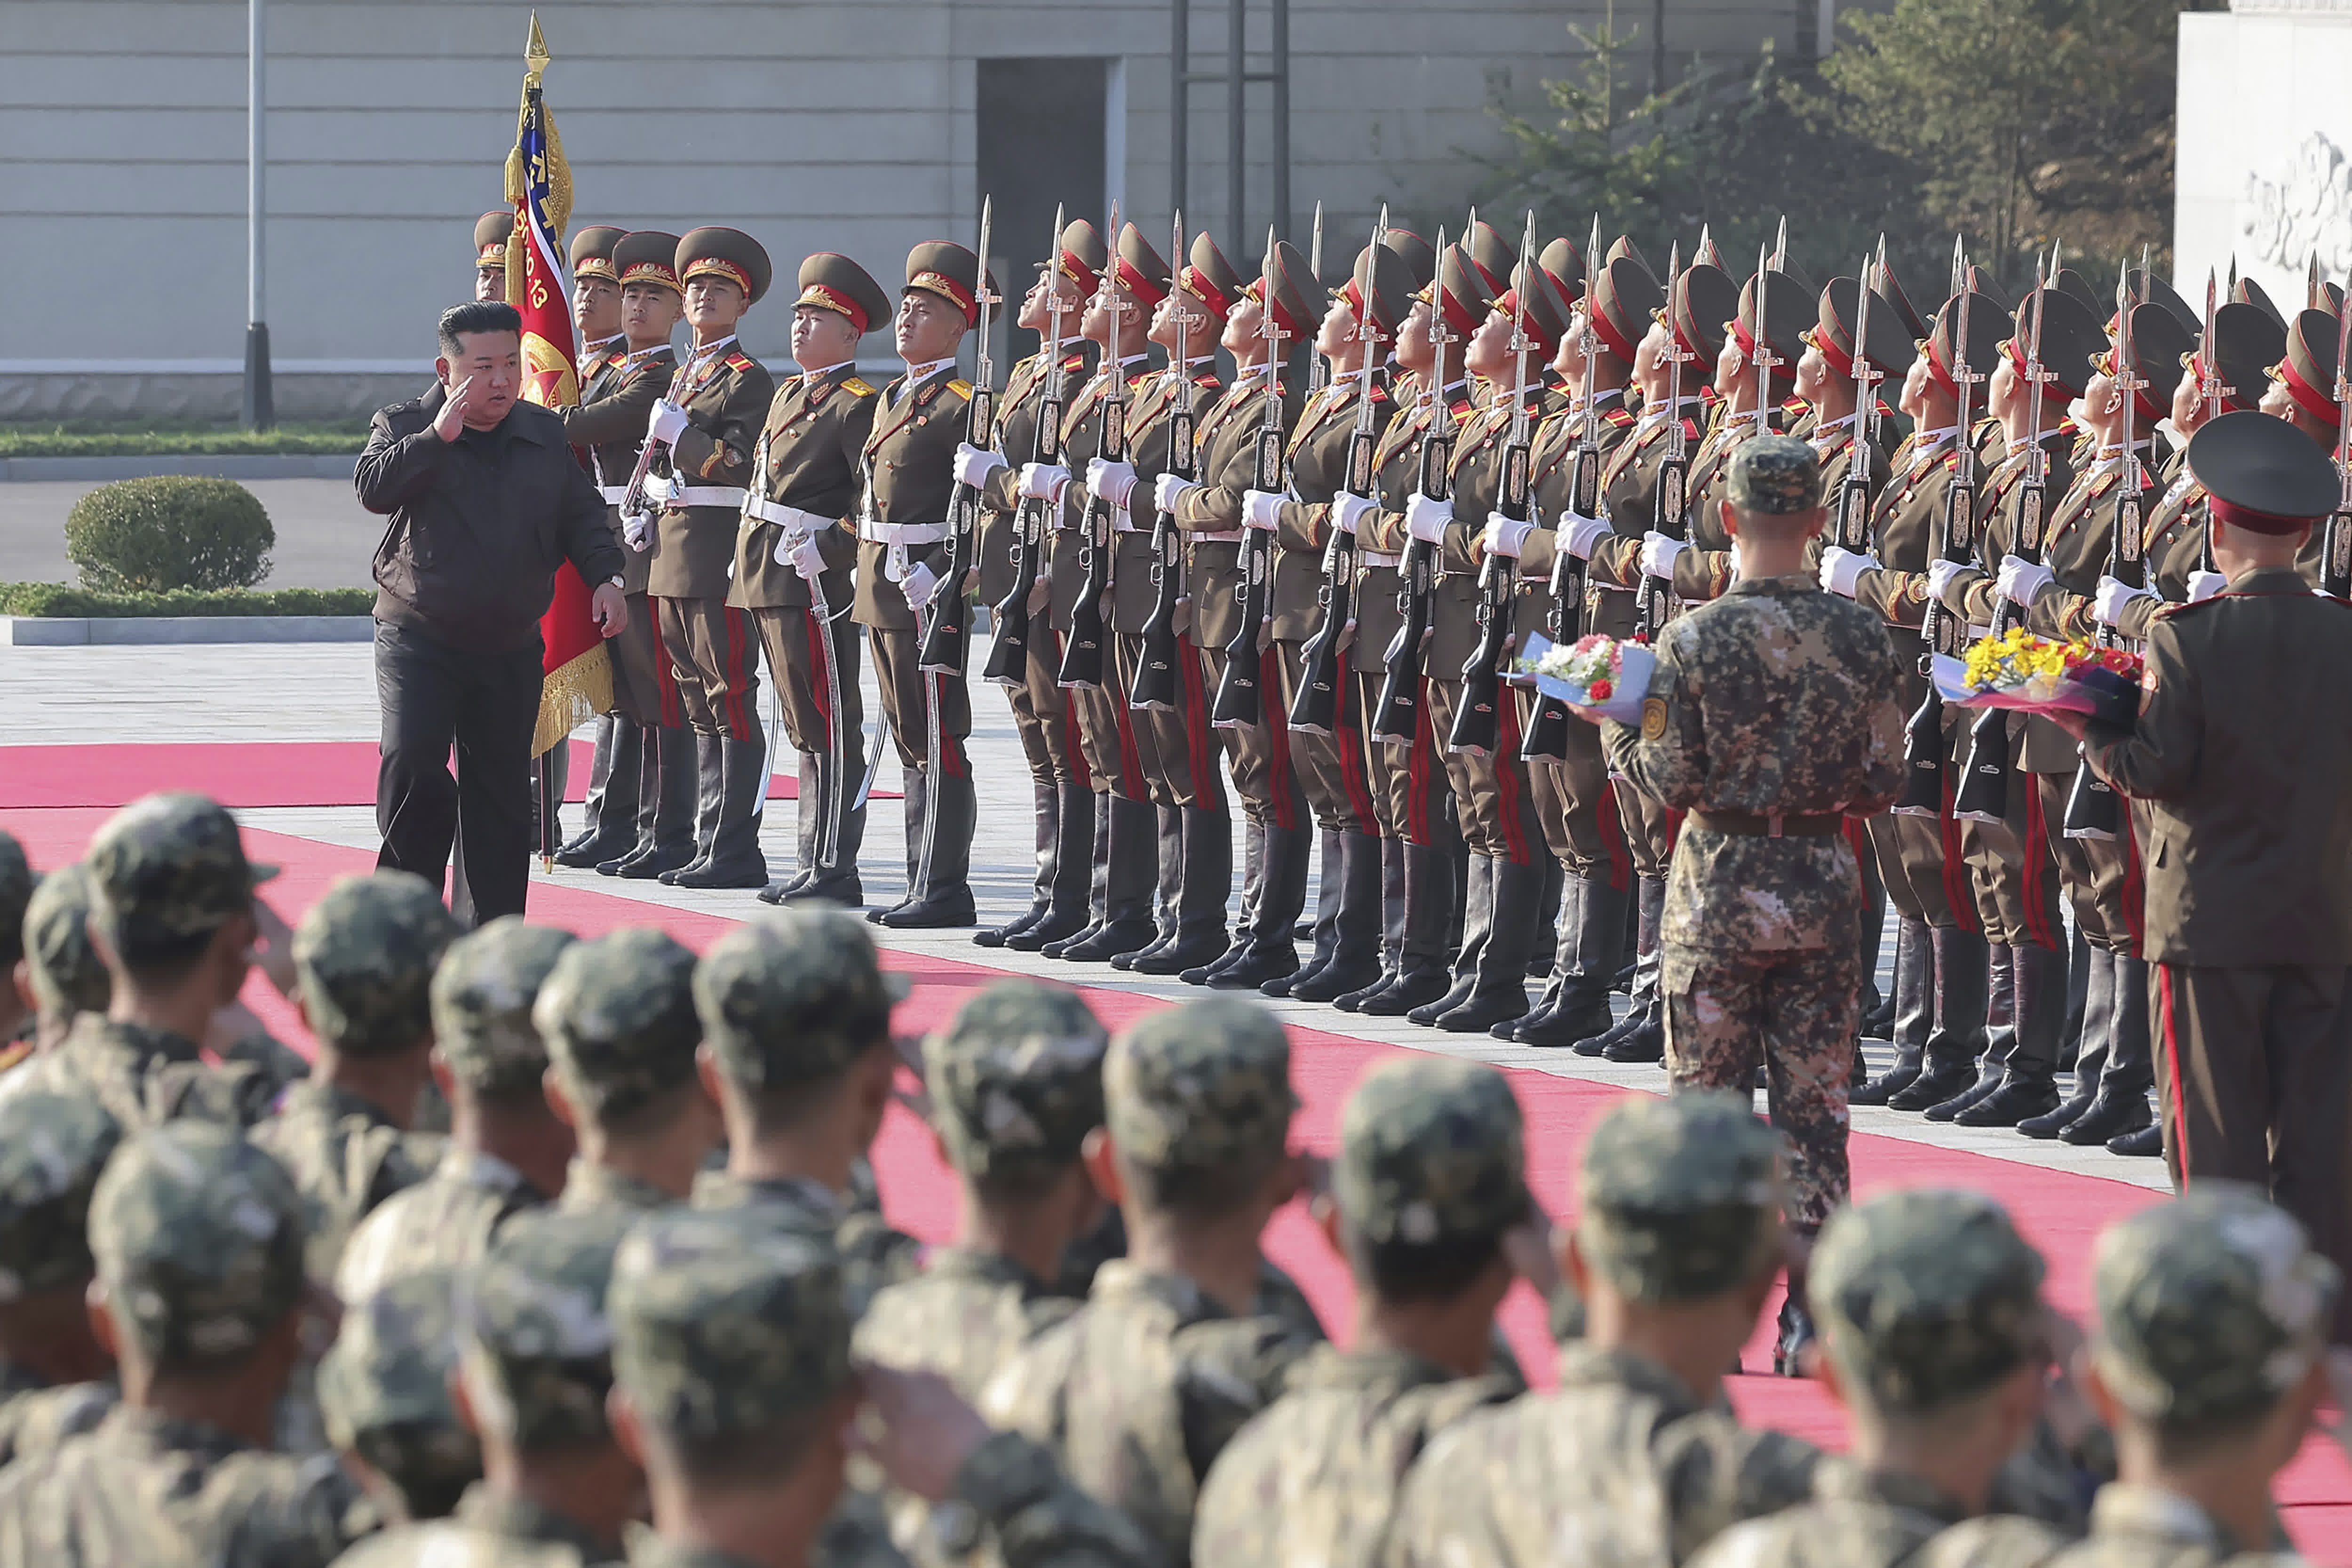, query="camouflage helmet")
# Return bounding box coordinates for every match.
[535,928,702,1122]
[292,872,461,1057]
[0,832,29,968]
[1578,1090,1783,1302]
[924,980,1108,1183]
[0,1091,121,1297]
[84,792,278,965]
[1335,1056,1531,1247]
[2091,1183,2340,1427]
[430,917,577,1095]
[1811,1188,2048,1414]
[88,1122,307,1368]
[694,907,907,1090]
[1104,996,1297,1179]
[1726,433,1823,516]
[611,1207,854,1439]
[20,862,111,1019]
[319,1266,482,1515]
[458,1207,630,1449]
